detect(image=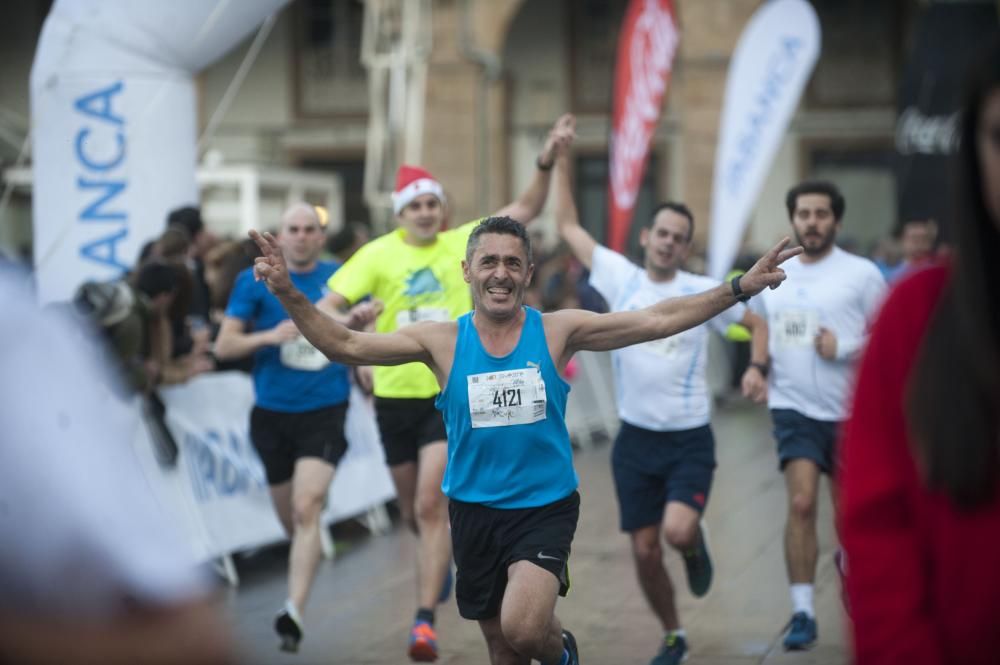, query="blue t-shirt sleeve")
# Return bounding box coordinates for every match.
[224,269,258,321]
